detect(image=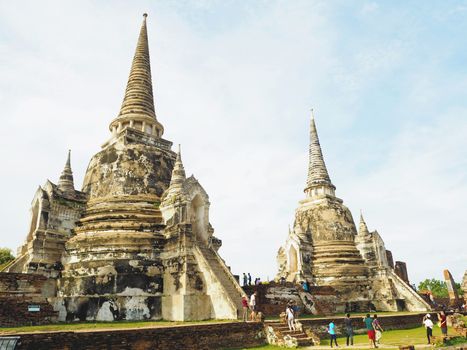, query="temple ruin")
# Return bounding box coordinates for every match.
[462,270,467,305]
[277,112,430,312]
[2,14,243,322]
[443,269,462,308]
